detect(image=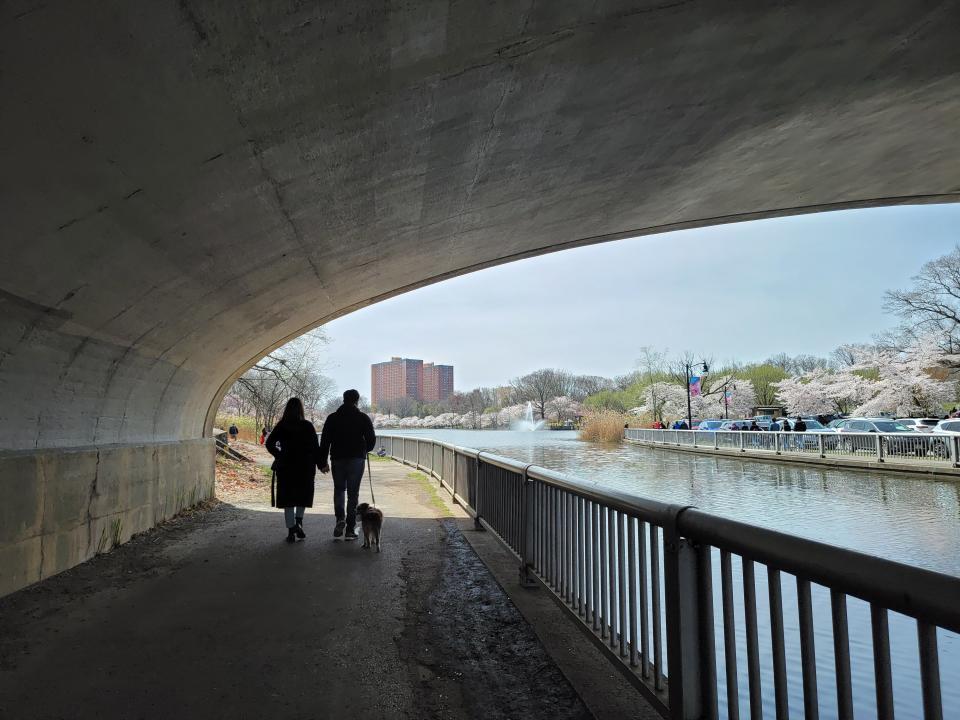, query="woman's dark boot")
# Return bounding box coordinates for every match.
[294,518,306,539]
[286,527,297,543]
